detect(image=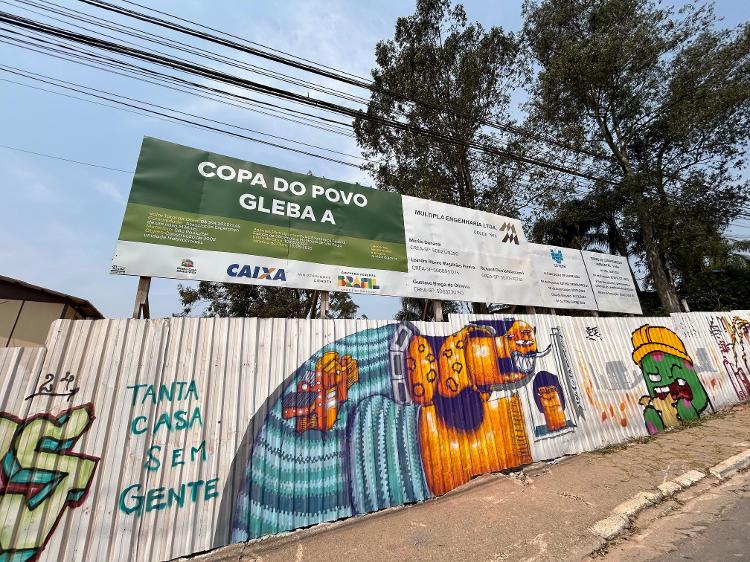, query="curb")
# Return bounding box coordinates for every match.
[709,449,750,479]
[589,449,750,541]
